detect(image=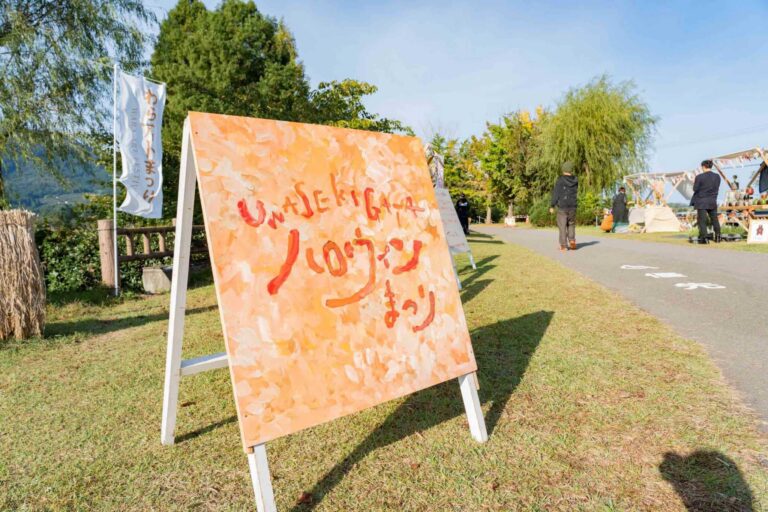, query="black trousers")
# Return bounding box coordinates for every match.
[458,215,469,235]
[697,208,720,241]
[556,208,576,246]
